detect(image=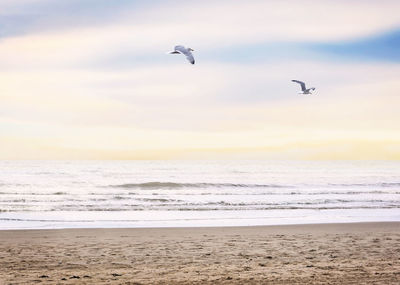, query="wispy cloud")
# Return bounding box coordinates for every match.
[0,0,146,37]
